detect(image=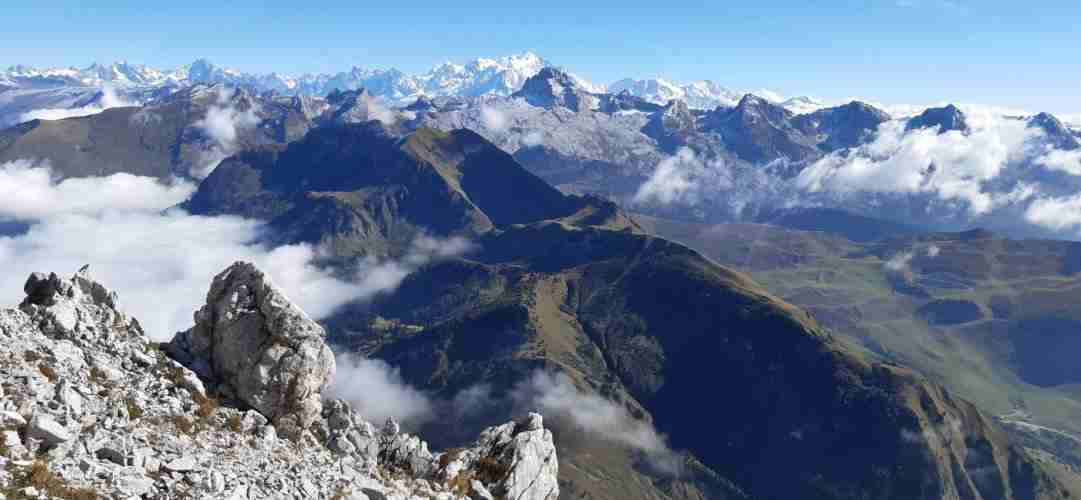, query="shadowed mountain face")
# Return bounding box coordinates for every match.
[637,215,1081,476]
[1028,112,1081,150]
[185,122,635,257]
[700,94,821,164]
[793,101,891,151]
[332,221,1069,500]
[906,104,970,134]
